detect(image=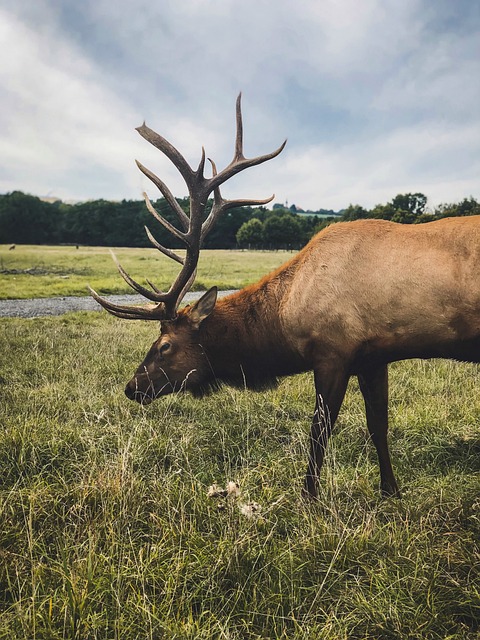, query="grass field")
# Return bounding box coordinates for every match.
[0,245,293,300]
[0,249,479,638]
